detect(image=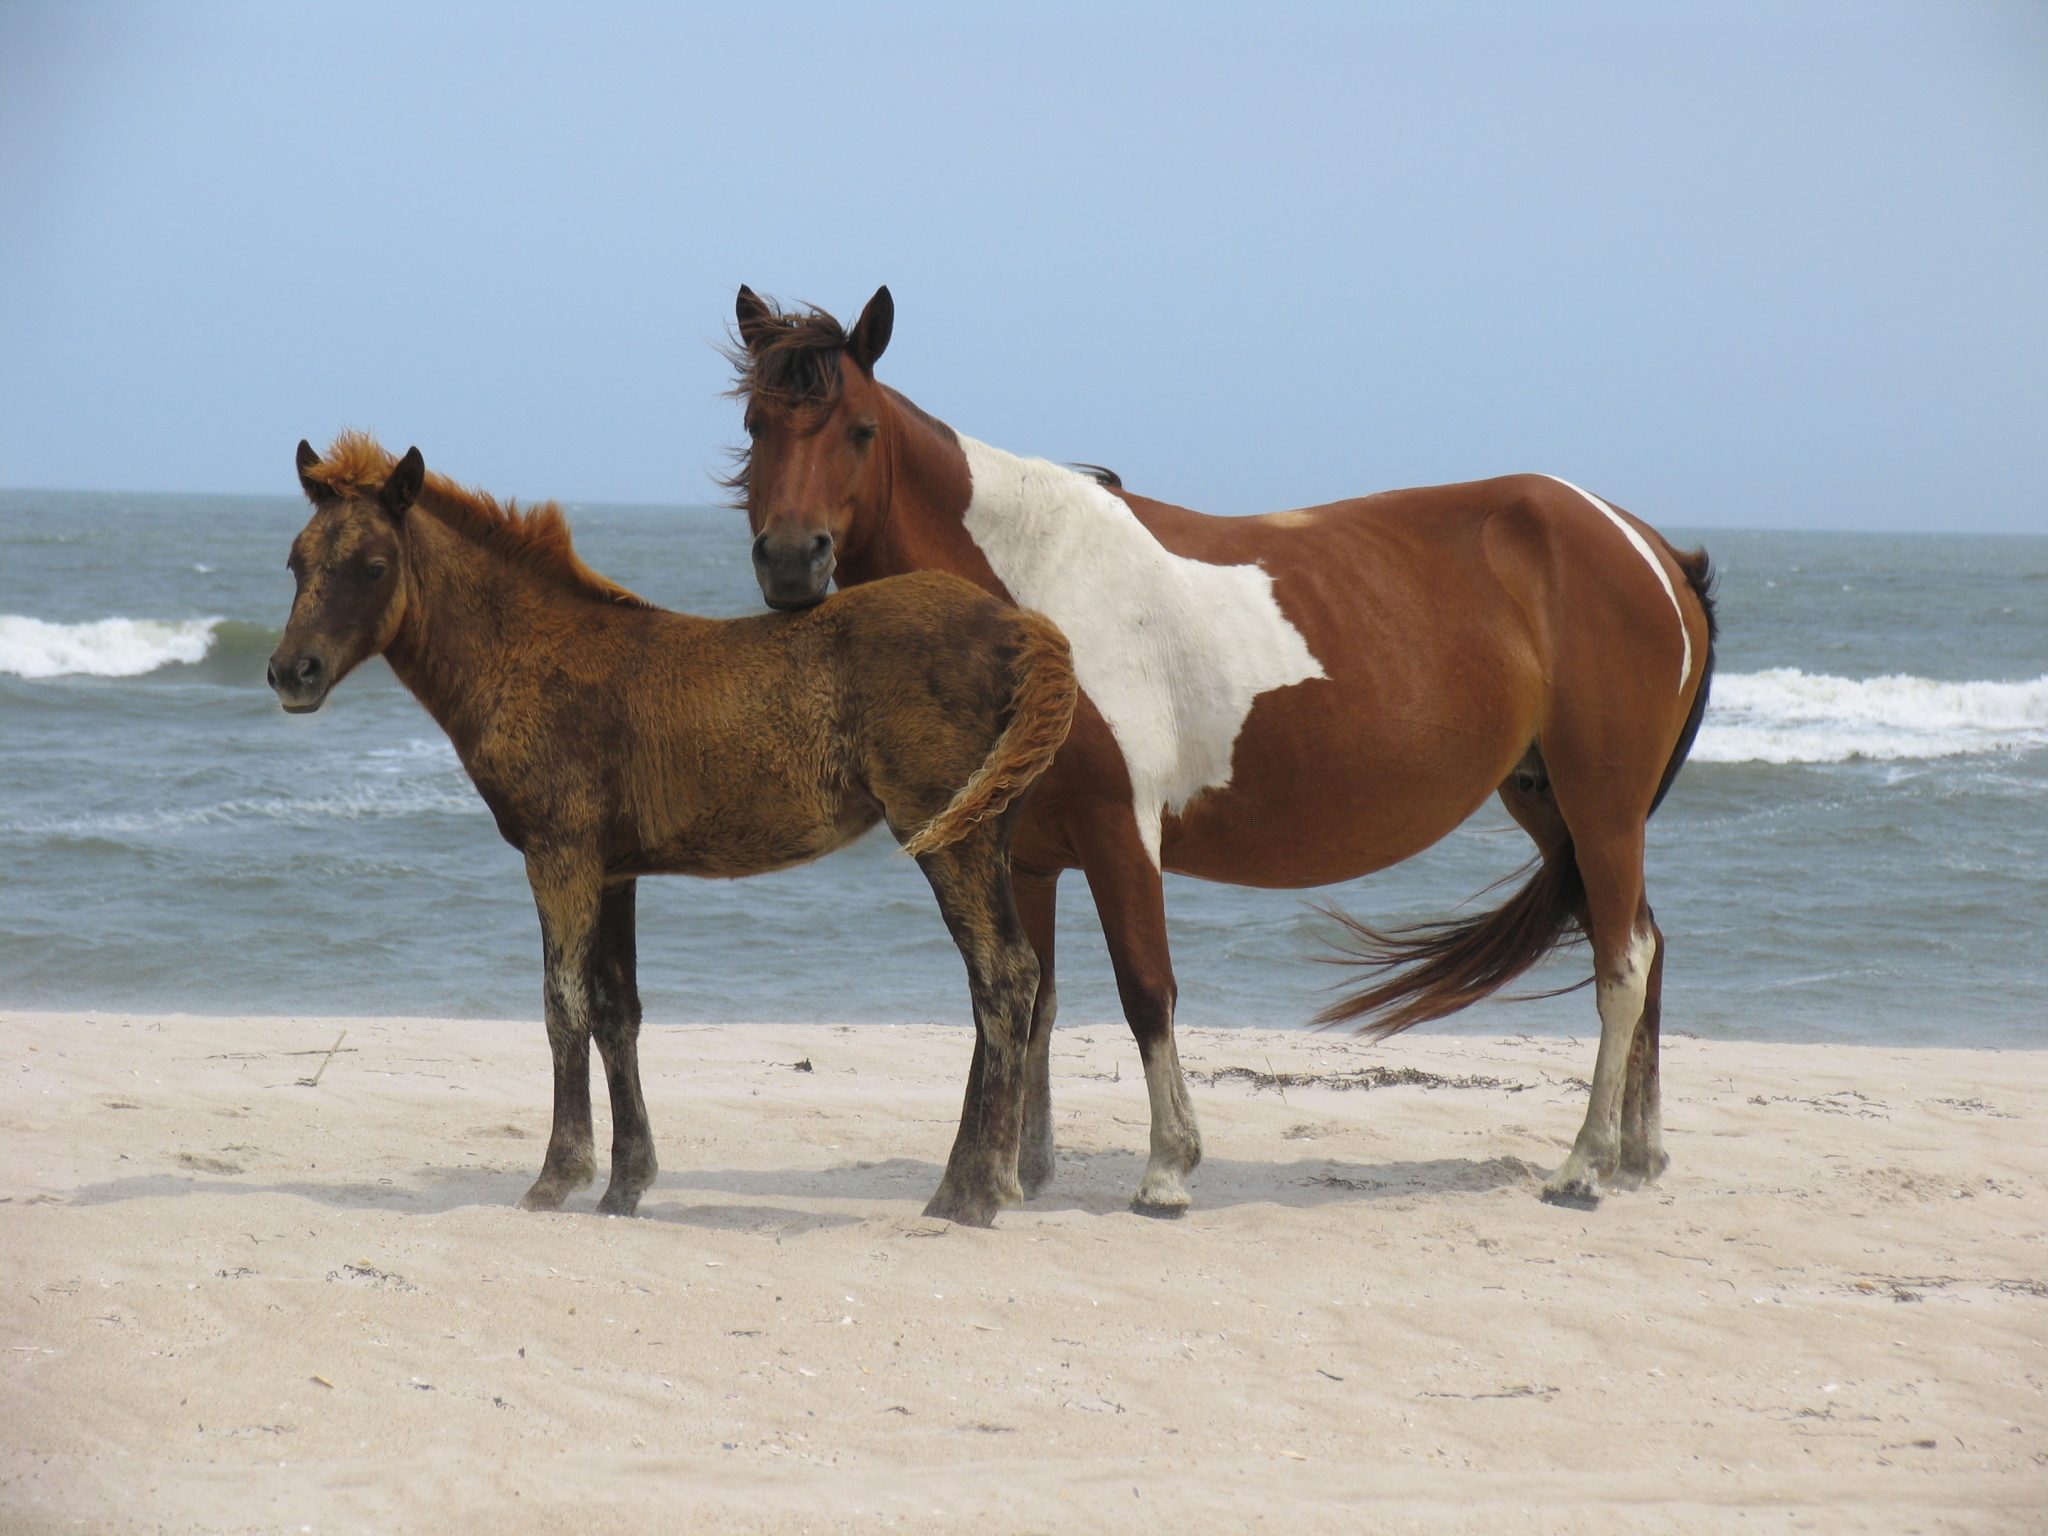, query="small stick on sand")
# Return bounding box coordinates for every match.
[296,1031,348,1089]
